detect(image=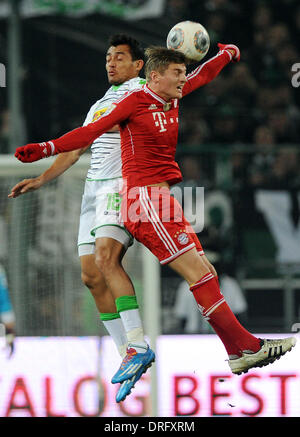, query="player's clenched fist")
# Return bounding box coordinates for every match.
[15,141,56,163]
[217,43,240,62]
